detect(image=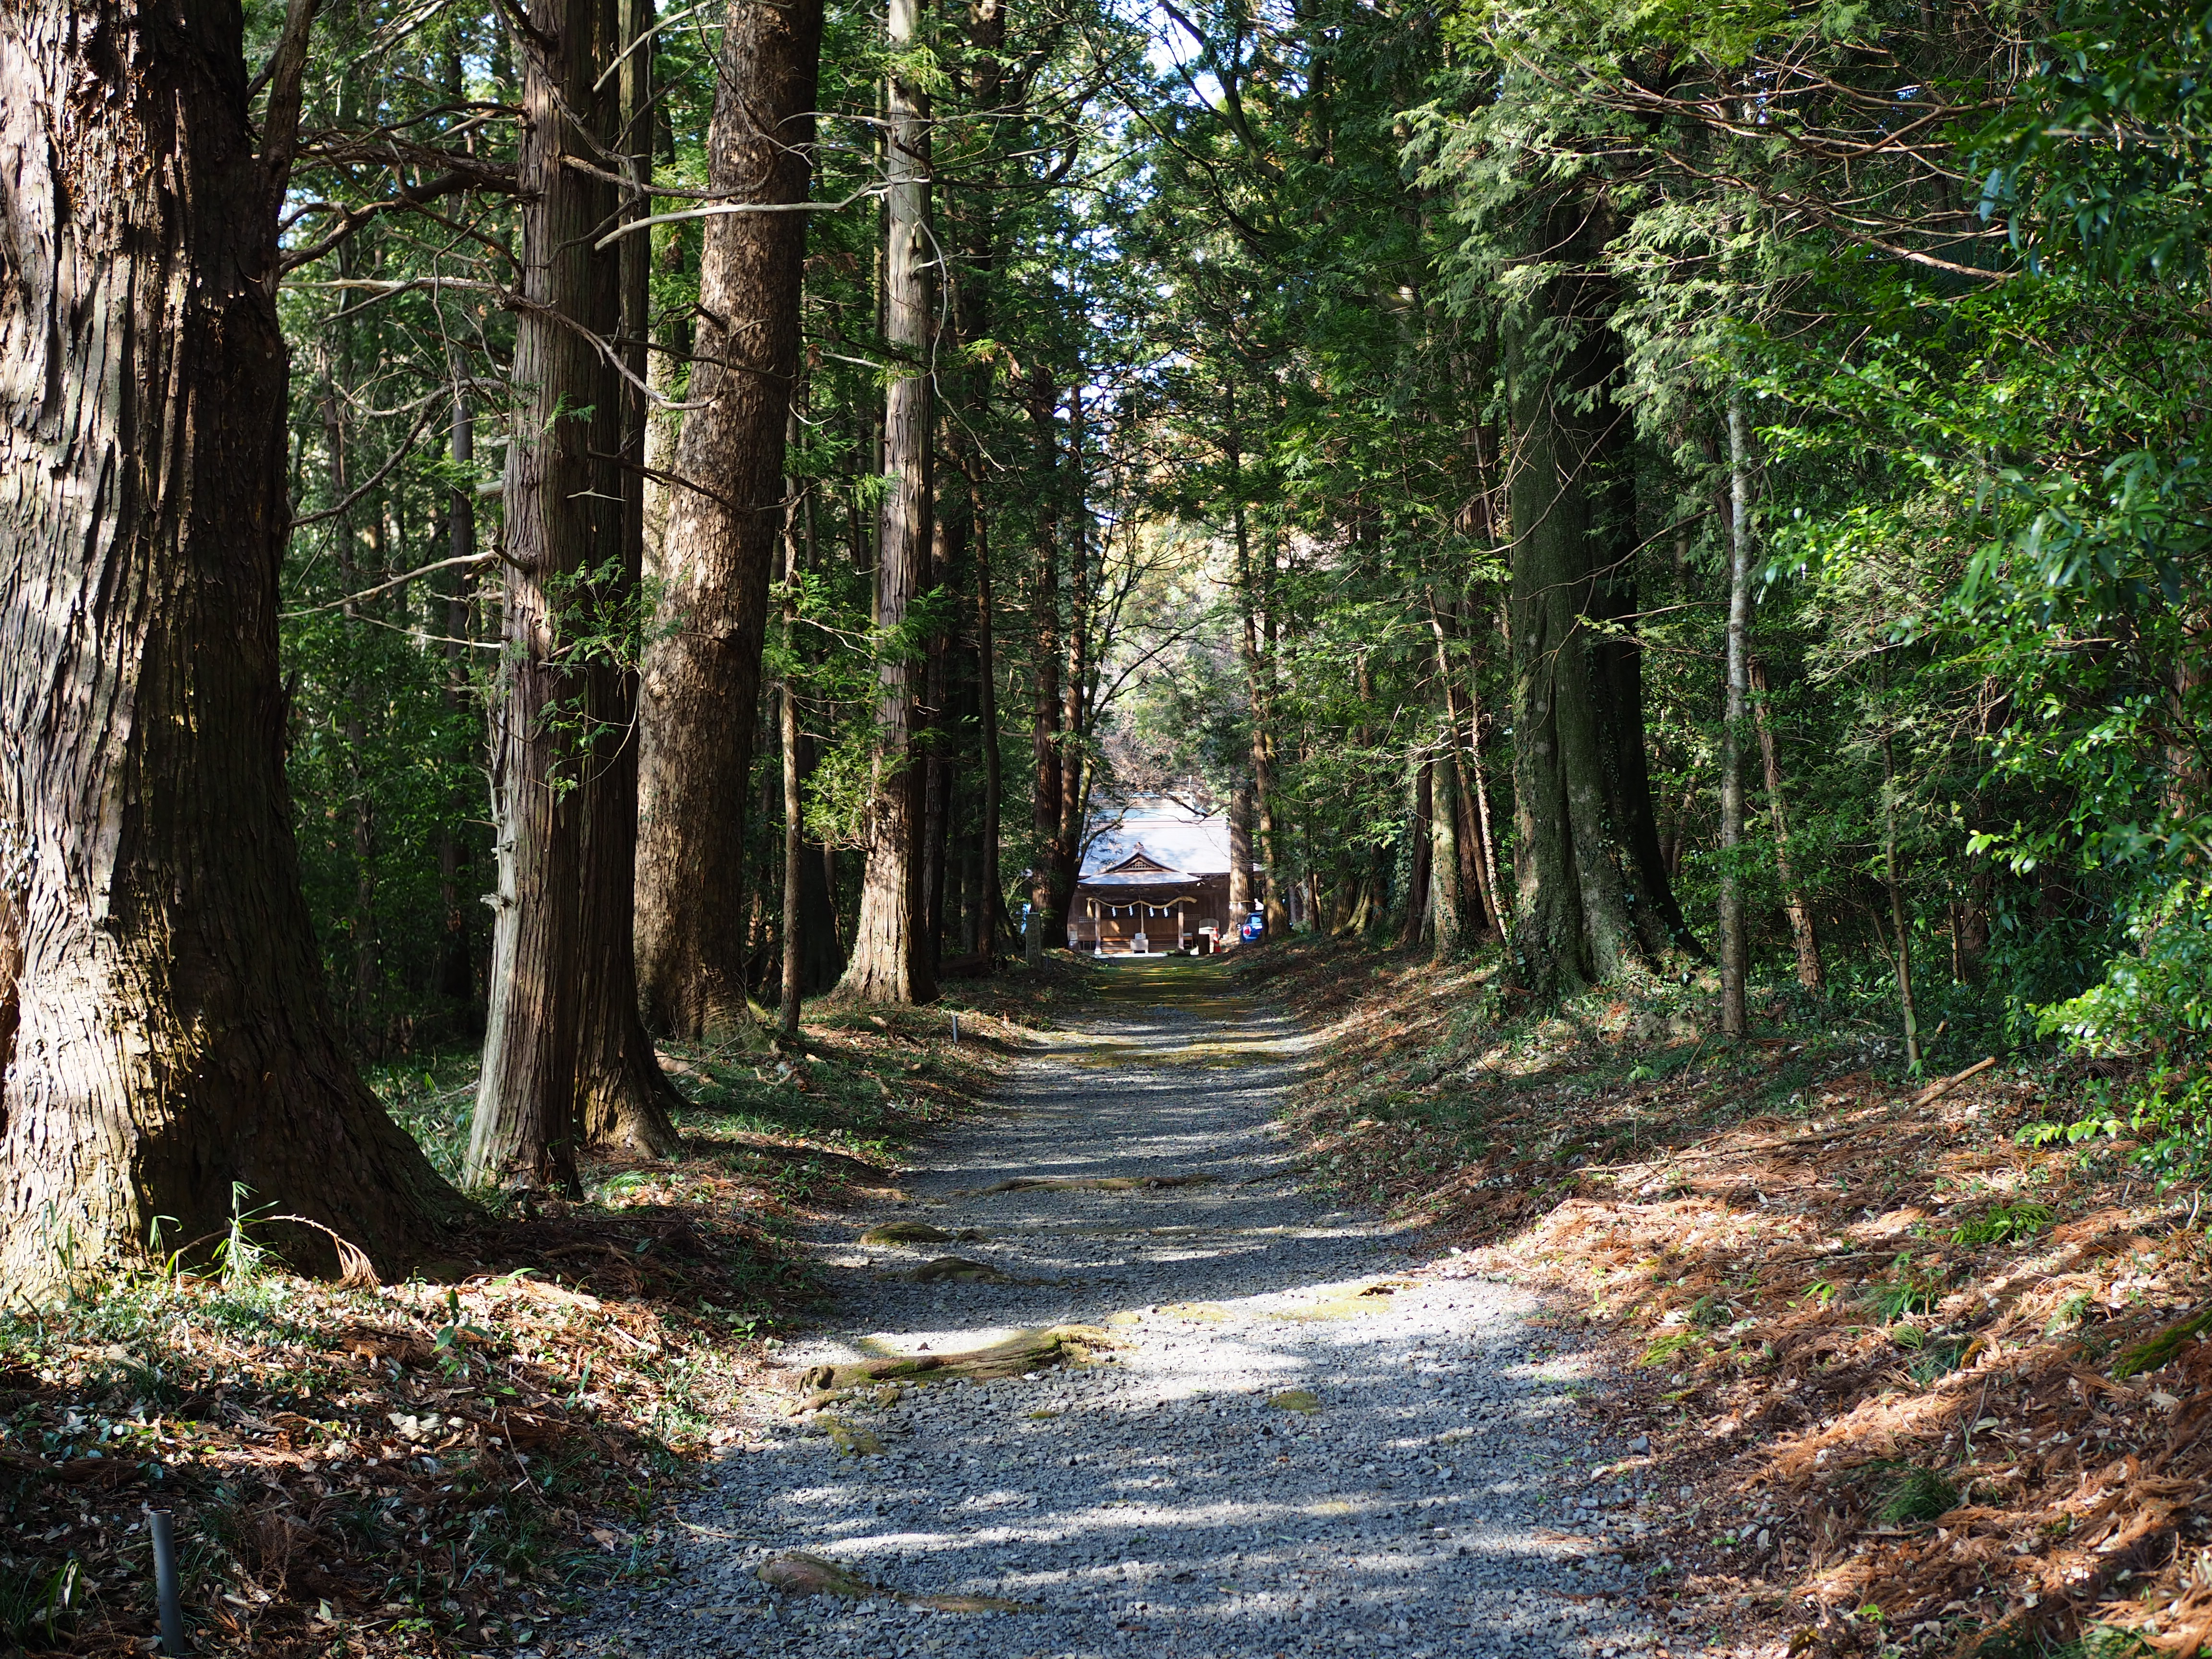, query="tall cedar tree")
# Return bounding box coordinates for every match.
[837,0,936,1001]
[579,0,685,1154]
[470,0,625,1190]
[634,0,825,1040]
[0,0,465,1289]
